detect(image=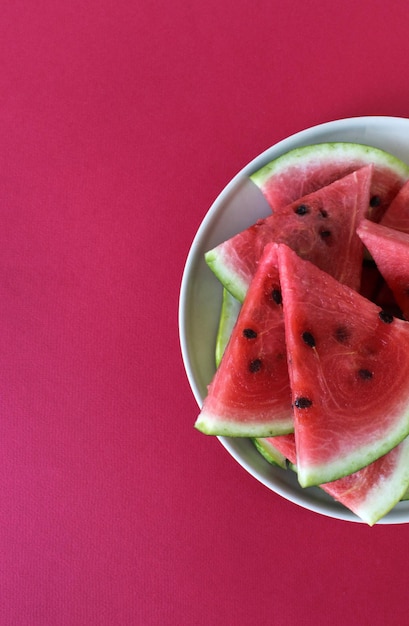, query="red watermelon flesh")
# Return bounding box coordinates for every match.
[205,166,372,303]
[250,142,409,222]
[277,243,409,487]
[381,179,409,233]
[357,219,409,320]
[261,433,409,525]
[195,244,292,437]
